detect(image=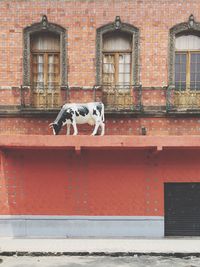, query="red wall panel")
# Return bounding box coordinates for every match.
[1,148,200,216]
